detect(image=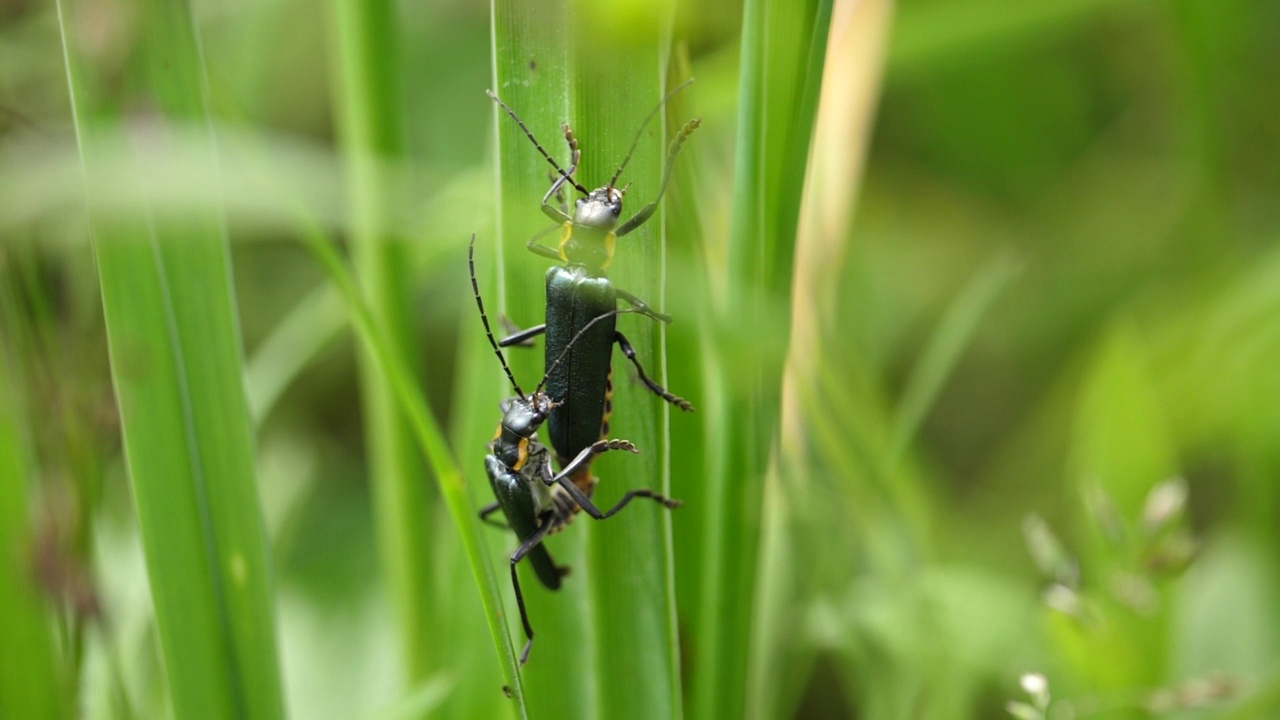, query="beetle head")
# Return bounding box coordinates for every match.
[493,392,557,470]
[500,392,556,438]
[572,186,624,231]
